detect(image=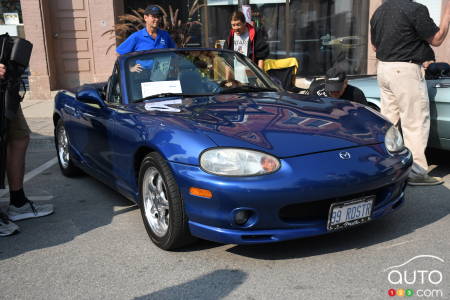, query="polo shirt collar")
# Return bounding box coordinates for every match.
[143,28,161,39]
